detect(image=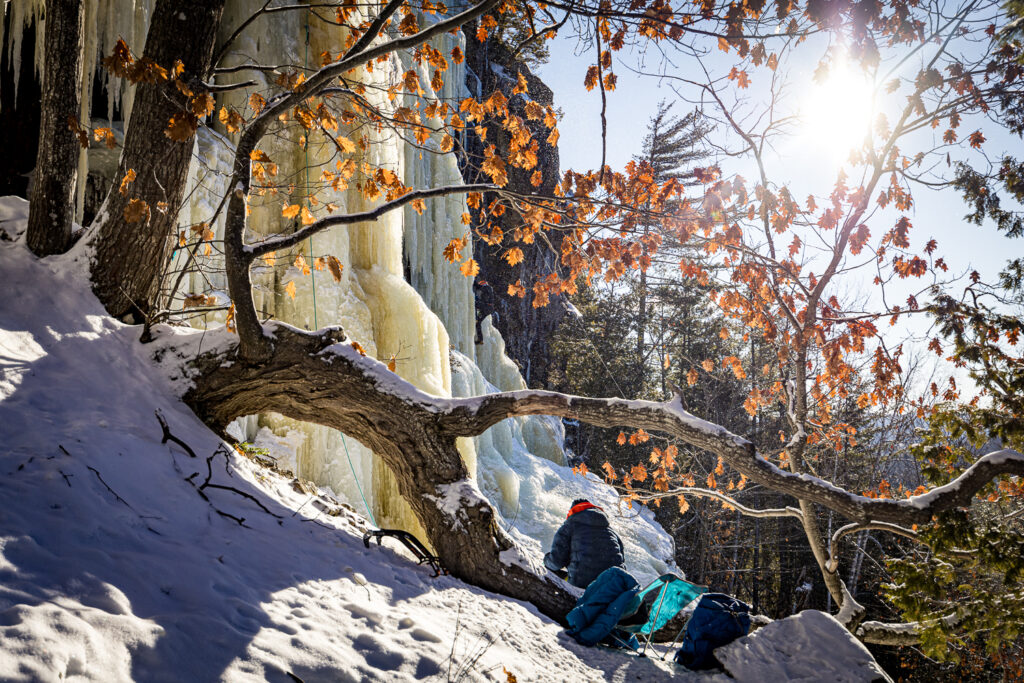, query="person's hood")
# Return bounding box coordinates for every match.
[567,503,610,527]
